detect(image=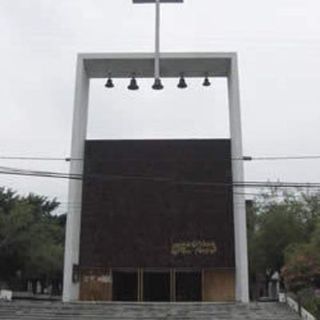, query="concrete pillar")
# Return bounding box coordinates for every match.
[63,56,90,302]
[228,54,250,303]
